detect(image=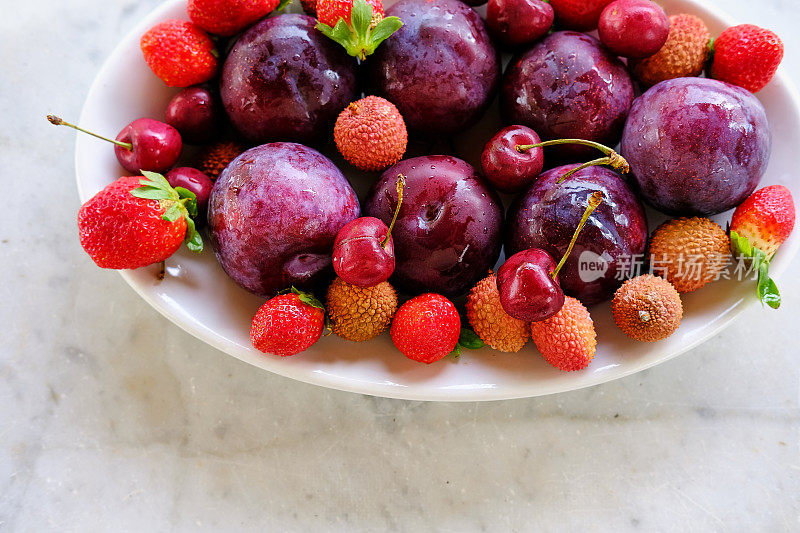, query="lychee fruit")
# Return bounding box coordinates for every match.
[465,274,529,353]
[530,296,597,372]
[631,14,711,87]
[334,96,408,172]
[194,139,246,180]
[326,277,398,342]
[648,217,730,293]
[612,275,683,342]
